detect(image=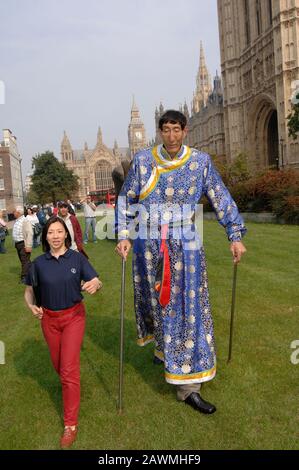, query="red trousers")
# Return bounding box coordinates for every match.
[41,303,85,426]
